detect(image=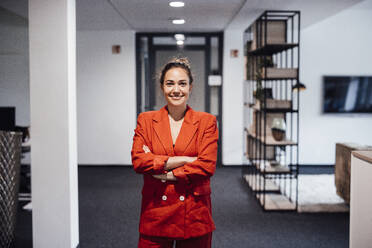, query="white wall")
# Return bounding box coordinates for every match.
[222,29,244,165]
[0,7,29,126]
[0,16,136,165]
[300,0,372,164]
[77,30,136,165]
[223,1,372,165]
[350,151,372,248]
[0,8,30,164]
